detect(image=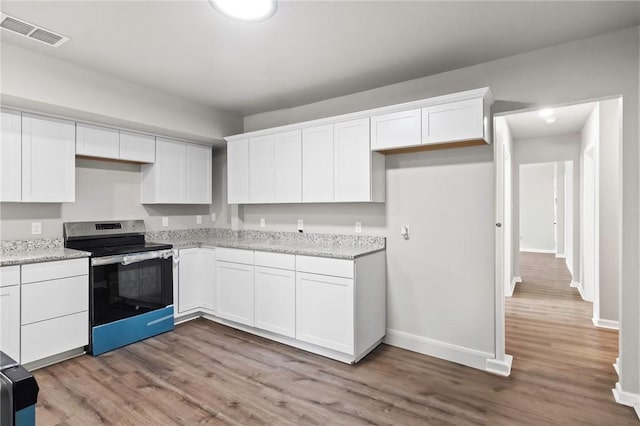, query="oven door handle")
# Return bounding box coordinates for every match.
[92,249,173,267]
